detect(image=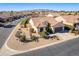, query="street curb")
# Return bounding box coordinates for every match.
[3,35,79,56]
